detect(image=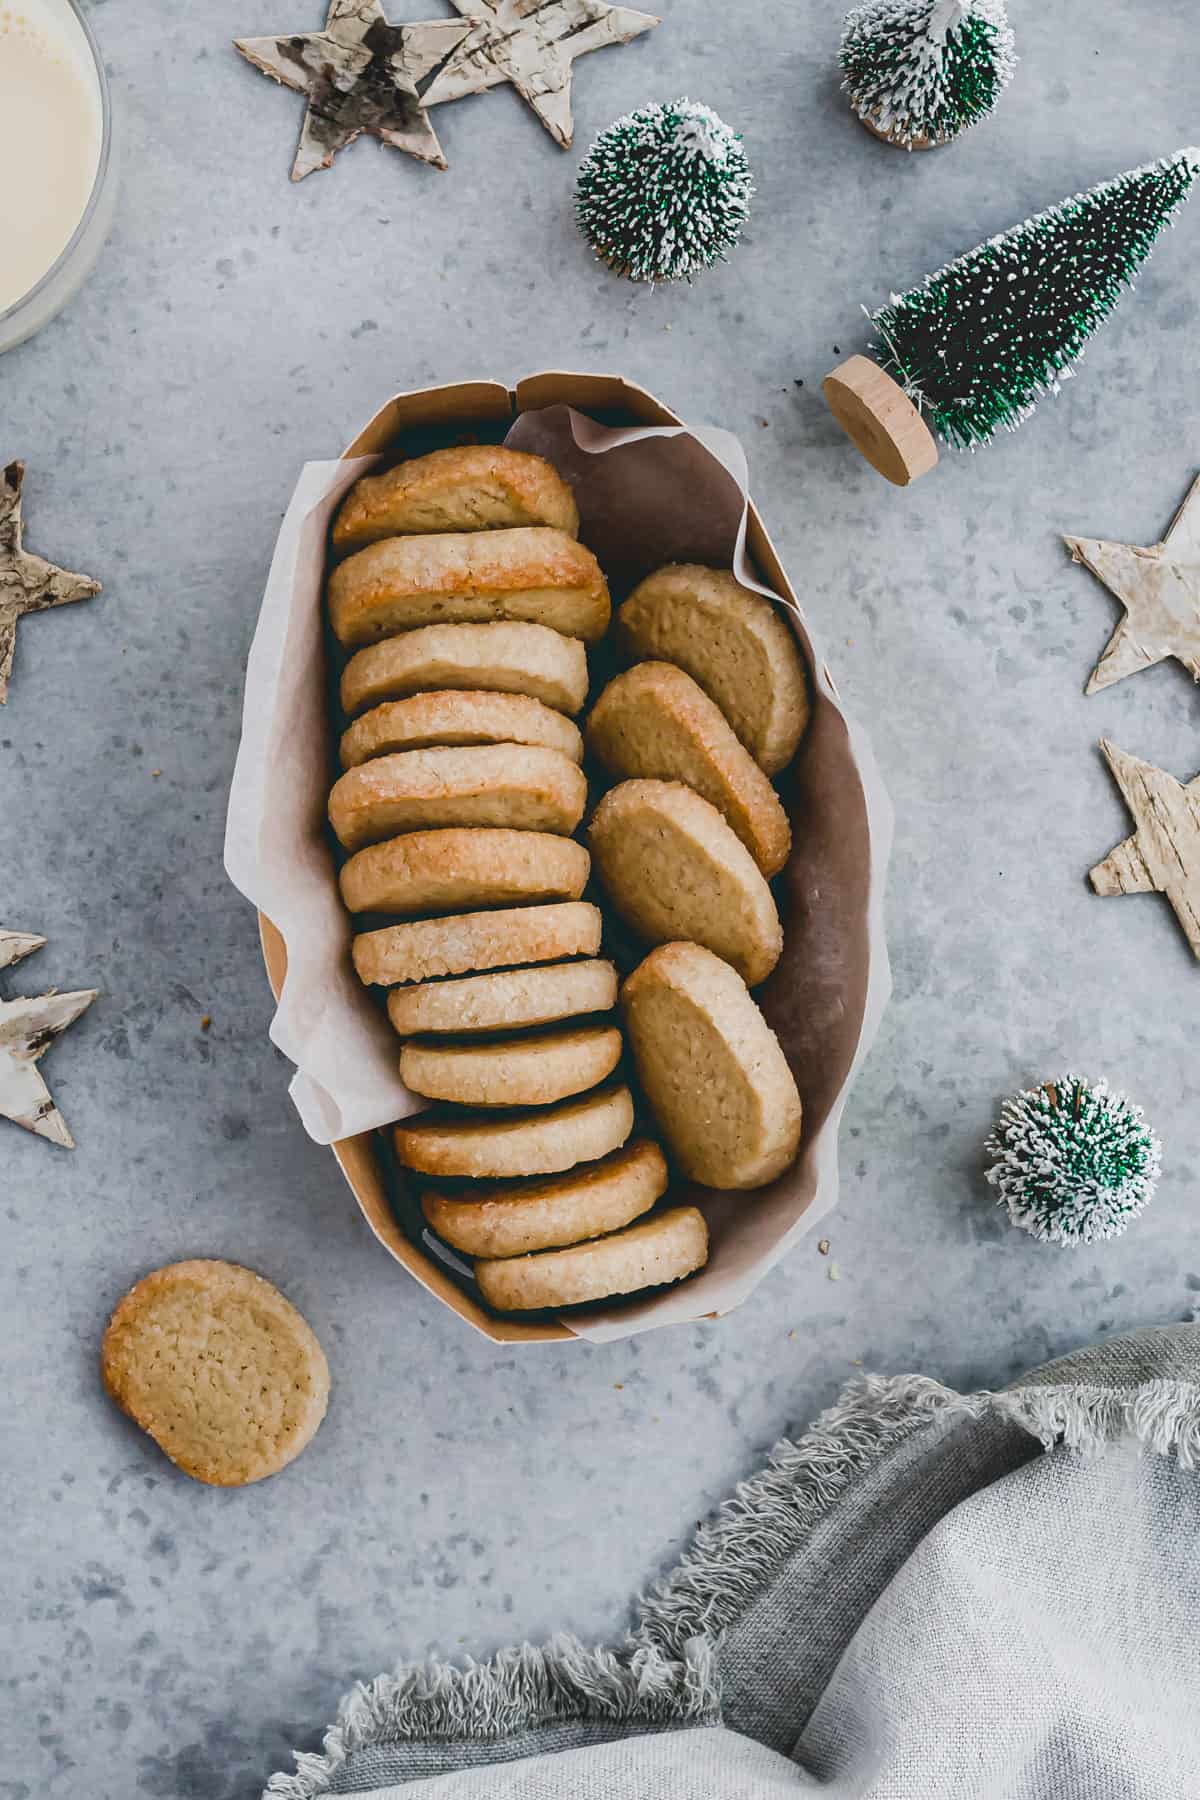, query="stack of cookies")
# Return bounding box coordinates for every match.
[326,446,708,1313]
